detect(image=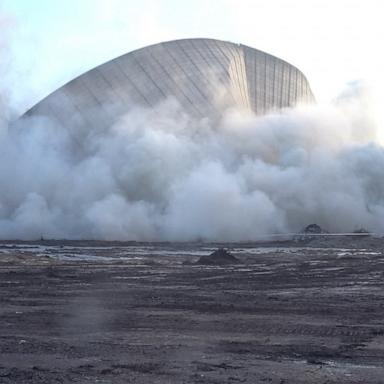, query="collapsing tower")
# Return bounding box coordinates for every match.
[24,38,315,129]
